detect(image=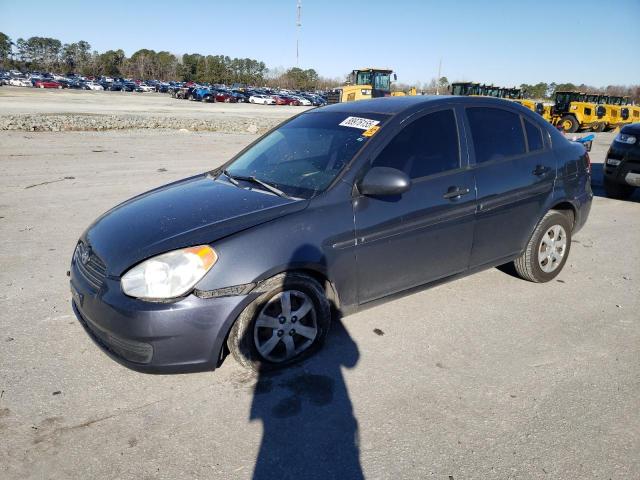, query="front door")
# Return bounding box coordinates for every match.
[353,108,476,303]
